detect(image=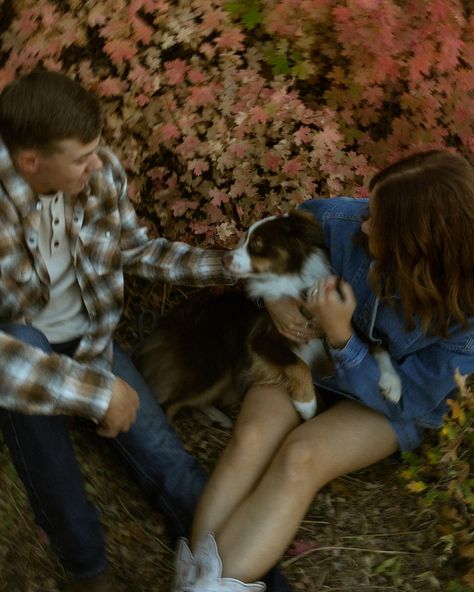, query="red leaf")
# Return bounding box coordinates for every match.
[188,159,210,176]
[188,86,216,107]
[97,77,126,97]
[171,200,199,217]
[249,106,269,124]
[264,152,281,171]
[164,59,188,85]
[159,124,181,141]
[287,539,318,557]
[215,28,245,51]
[103,39,137,63]
[209,189,229,206]
[282,158,301,176]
